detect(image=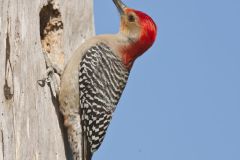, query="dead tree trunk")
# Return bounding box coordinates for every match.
[0,0,95,159]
